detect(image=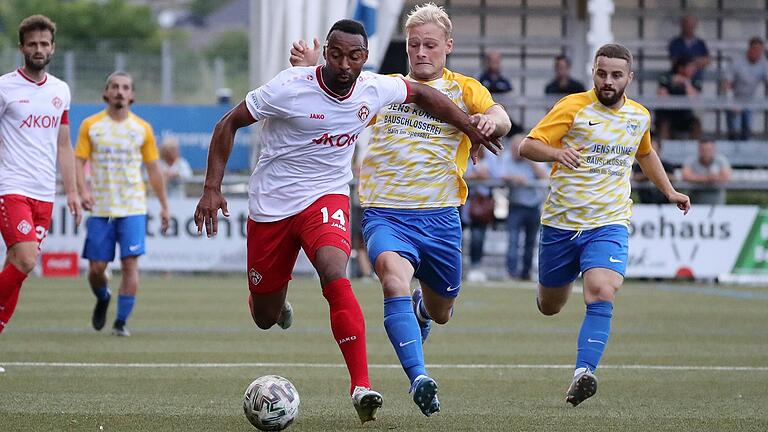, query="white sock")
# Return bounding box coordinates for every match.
[573,367,588,378]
